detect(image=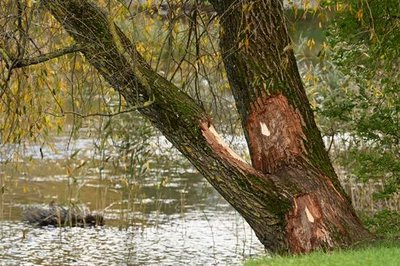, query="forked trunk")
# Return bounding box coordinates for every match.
[210,0,373,252]
[43,0,373,254]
